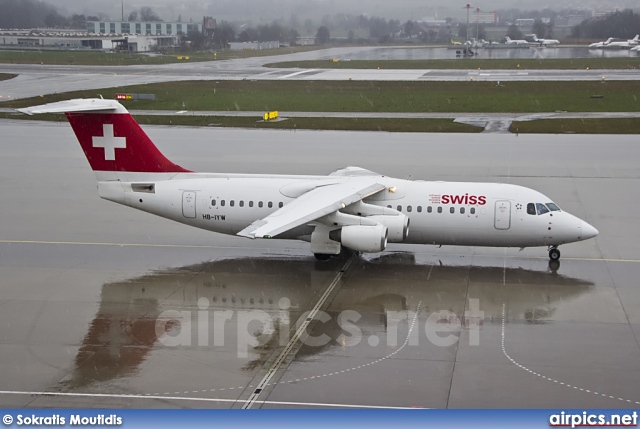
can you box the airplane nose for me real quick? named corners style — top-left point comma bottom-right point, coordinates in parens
top-left (581, 221), bottom-right (599, 240)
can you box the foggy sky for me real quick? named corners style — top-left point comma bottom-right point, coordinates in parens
top-left (48, 0), bottom-right (640, 24)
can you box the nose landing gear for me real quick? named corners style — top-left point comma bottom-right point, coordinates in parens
top-left (548, 246), bottom-right (561, 261)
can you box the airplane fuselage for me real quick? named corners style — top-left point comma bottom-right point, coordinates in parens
top-left (18, 98), bottom-right (598, 261)
top-left (98, 174), bottom-right (593, 249)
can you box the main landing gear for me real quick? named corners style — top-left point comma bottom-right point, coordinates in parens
top-left (548, 246), bottom-right (561, 261)
top-left (314, 253), bottom-right (332, 261)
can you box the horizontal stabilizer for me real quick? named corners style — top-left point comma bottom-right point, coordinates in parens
top-left (16, 98), bottom-right (127, 115)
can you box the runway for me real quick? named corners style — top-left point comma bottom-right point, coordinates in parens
top-left (1, 46), bottom-right (639, 101)
top-left (1, 120), bottom-right (639, 408)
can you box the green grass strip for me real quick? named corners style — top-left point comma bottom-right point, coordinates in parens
top-left (3, 80), bottom-right (640, 113)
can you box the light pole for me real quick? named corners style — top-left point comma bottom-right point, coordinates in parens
top-left (465, 3), bottom-right (471, 45)
top-left (476, 7), bottom-right (480, 43)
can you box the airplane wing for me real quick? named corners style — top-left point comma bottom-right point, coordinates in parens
top-left (237, 178), bottom-right (386, 239)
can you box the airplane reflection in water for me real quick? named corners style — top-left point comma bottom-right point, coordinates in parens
top-left (56, 254), bottom-right (593, 391)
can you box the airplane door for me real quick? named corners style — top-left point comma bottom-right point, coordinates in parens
top-left (182, 191), bottom-right (196, 218)
top-left (494, 200), bottom-right (511, 230)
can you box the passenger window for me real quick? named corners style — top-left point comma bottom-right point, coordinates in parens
top-left (239, 201), bottom-right (244, 207)
top-left (279, 202), bottom-right (283, 208)
top-left (460, 207), bottom-right (465, 214)
top-left (259, 201), bottom-right (263, 208)
top-left (221, 200), bottom-right (226, 207)
top-left (450, 207), bottom-right (455, 214)
top-left (397, 205), bottom-right (402, 212)
top-left (547, 203), bottom-right (560, 211)
top-left (470, 207), bottom-right (476, 214)
top-left (211, 199), bottom-right (216, 206)
top-left (267, 202), bottom-right (272, 208)
top-left (527, 203), bottom-right (536, 215)
top-left (230, 200), bottom-right (235, 207)
top-left (536, 203), bottom-right (549, 215)
top-left (427, 206), bottom-right (432, 213)
top-left (417, 206), bottom-right (422, 213)
top-left (249, 201), bottom-right (254, 208)
top-left (437, 207), bottom-right (442, 213)
top-left (407, 206), bottom-right (412, 212)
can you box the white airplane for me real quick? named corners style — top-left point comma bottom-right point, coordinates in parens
top-left (527, 34), bottom-right (560, 46)
top-left (17, 98), bottom-right (599, 261)
top-left (589, 37), bottom-right (616, 49)
top-left (604, 34), bottom-right (640, 48)
top-left (504, 36), bottom-right (528, 45)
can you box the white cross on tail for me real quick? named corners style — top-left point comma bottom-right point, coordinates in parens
top-left (92, 124), bottom-right (126, 161)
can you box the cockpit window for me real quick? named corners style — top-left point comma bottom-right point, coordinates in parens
top-left (546, 203), bottom-right (561, 212)
top-left (536, 203), bottom-right (549, 215)
top-left (527, 203), bottom-right (536, 215)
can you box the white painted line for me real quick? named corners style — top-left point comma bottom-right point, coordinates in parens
top-left (242, 254), bottom-right (356, 409)
top-left (278, 70), bottom-right (319, 79)
top-left (0, 390), bottom-right (422, 409)
top-left (501, 303), bottom-right (639, 405)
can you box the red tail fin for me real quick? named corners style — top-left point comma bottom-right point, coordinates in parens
top-left (66, 112), bottom-right (190, 173)
top-left (17, 98), bottom-right (190, 174)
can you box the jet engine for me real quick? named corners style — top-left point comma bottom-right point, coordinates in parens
top-left (330, 224), bottom-right (388, 253)
top-left (367, 214), bottom-right (409, 242)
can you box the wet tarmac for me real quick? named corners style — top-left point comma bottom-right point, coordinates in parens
top-left (1, 121), bottom-right (639, 408)
top-left (332, 46), bottom-right (640, 61)
top-left (1, 46), bottom-right (640, 101)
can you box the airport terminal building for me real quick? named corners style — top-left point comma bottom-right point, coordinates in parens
top-left (86, 21), bottom-right (202, 36)
top-left (0, 18), bottom-right (211, 52)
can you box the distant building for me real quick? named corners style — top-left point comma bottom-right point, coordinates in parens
top-left (86, 21), bottom-right (202, 36)
top-left (592, 10), bottom-right (617, 19)
top-left (515, 19), bottom-right (535, 27)
top-left (0, 30), bottom-right (177, 52)
top-left (228, 41), bottom-right (279, 50)
top-left (296, 37), bottom-right (316, 46)
top-left (555, 15), bottom-right (589, 27)
top-left (418, 17), bottom-right (448, 26)
top-left (470, 12), bottom-right (498, 25)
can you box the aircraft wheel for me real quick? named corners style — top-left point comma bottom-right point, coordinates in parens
top-left (314, 253), bottom-right (332, 261)
top-left (549, 248), bottom-right (561, 261)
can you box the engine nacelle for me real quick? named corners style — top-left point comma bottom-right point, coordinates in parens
top-left (367, 214), bottom-right (409, 242)
top-left (331, 224), bottom-right (388, 253)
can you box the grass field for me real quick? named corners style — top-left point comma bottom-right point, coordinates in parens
top-left (3, 79), bottom-right (639, 134)
top-left (0, 73), bottom-right (16, 81)
top-left (0, 46), bottom-right (320, 66)
top-left (511, 118), bottom-right (640, 134)
top-left (267, 57), bottom-right (640, 70)
top-left (4, 80), bottom-right (640, 114)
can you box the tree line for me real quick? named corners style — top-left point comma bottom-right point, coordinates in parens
top-left (572, 10), bottom-right (640, 39)
top-left (3, 0), bottom-right (638, 48)
top-left (0, 0), bottom-right (171, 29)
